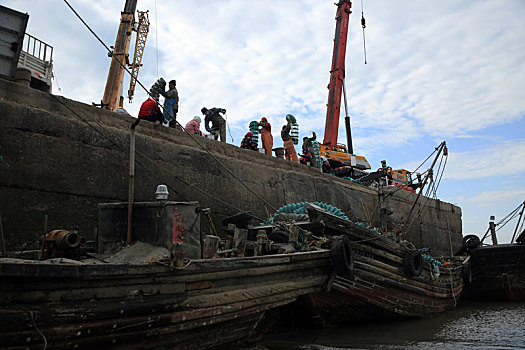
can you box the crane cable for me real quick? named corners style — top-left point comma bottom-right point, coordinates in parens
top-left (360, 0), bottom-right (367, 64)
top-left (154, 0), bottom-right (159, 77)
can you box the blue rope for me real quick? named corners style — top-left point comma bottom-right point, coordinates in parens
top-left (260, 201), bottom-right (349, 225)
top-left (422, 254), bottom-right (442, 268)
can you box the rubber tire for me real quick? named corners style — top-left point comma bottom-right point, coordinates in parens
top-left (462, 261), bottom-right (472, 285)
top-left (462, 234), bottom-right (481, 250)
top-left (268, 229), bottom-right (289, 243)
top-left (331, 235), bottom-right (354, 280)
top-left (404, 250), bottom-right (423, 277)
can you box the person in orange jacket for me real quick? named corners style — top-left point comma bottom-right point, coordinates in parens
top-left (258, 117), bottom-right (273, 156)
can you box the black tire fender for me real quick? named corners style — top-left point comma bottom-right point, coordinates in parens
top-left (404, 250), bottom-right (423, 277)
top-left (462, 234), bottom-right (481, 250)
top-left (331, 235), bottom-right (354, 280)
top-left (462, 261), bottom-right (472, 285)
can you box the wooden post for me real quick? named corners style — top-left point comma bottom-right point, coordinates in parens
top-left (233, 228), bottom-right (248, 257)
top-left (489, 216), bottom-right (498, 245)
top-left (43, 214), bottom-right (48, 235)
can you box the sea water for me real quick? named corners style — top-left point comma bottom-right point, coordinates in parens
top-left (258, 301), bottom-right (525, 349)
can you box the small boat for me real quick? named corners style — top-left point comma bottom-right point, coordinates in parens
top-left (461, 201), bottom-right (525, 301)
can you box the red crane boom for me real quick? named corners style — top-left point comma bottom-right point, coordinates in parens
top-left (323, 0), bottom-right (352, 147)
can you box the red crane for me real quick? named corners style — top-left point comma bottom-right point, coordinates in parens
top-left (323, 0), bottom-right (352, 148)
top-left (319, 0), bottom-right (370, 174)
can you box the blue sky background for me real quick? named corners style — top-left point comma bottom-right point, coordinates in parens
top-left (5, 0), bottom-right (525, 243)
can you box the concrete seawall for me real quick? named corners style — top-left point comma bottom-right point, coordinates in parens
top-left (0, 78), bottom-right (462, 254)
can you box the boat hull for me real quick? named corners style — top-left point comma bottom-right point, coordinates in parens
top-left (0, 251), bottom-right (333, 349)
top-left (462, 244), bottom-right (525, 301)
top-left (304, 204), bottom-right (463, 323)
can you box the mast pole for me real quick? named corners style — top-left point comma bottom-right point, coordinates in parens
top-left (399, 141), bottom-right (447, 238)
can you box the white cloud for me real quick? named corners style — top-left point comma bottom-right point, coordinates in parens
top-left (463, 188), bottom-right (525, 206)
top-left (445, 140), bottom-right (525, 180)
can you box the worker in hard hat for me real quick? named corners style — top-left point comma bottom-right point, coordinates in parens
top-left (160, 79), bottom-right (179, 128)
top-left (281, 120), bottom-right (298, 163)
top-left (138, 97), bottom-right (163, 123)
top-left (185, 116), bottom-right (203, 136)
top-left (202, 107), bottom-right (227, 142)
top-left (258, 117), bottom-right (273, 156)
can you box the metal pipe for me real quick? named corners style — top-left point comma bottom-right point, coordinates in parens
top-left (0, 210), bottom-right (6, 257)
top-left (127, 120), bottom-right (139, 244)
top-left (342, 78), bottom-right (353, 154)
top-left (399, 141), bottom-right (446, 237)
top-left (511, 201), bottom-right (525, 243)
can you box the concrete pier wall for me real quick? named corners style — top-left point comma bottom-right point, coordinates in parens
top-left (0, 79), bottom-right (462, 254)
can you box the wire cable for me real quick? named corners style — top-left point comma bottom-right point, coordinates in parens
top-left (154, 0), bottom-right (159, 77)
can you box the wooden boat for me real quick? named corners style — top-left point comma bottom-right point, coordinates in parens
top-left (0, 202), bottom-right (335, 350)
top-left (461, 243), bottom-right (525, 301)
top-left (294, 204), bottom-right (464, 323)
top-left (461, 201), bottom-right (525, 301)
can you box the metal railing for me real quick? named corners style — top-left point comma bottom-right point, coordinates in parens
top-left (22, 33), bottom-right (53, 63)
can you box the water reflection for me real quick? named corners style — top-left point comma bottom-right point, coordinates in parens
top-left (259, 302), bottom-right (525, 349)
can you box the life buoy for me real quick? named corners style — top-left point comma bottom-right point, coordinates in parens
top-left (331, 235), bottom-right (354, 280)
top-left (462, 261), bottom-right (472, 285)
top-left (462, 234), bottom-right (481, 250)
top-left (404, 250), bottom-right (423, 277)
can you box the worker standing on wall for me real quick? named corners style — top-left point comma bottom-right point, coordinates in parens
top-left (160, 79), bottom-right (179, 128)
top-left (185, 116), bottom-right (203, 136)
top-left (202, 107), bottom-right (227, 142)
top-left (258, 117), bottom-right (273, 156)
top-left (138, 97), bottom-right (163, 123)
top-left (281, 119), bottom-right (298, 163)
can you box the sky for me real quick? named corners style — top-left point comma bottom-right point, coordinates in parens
top-left (4, 0), bottom-right (525, 244)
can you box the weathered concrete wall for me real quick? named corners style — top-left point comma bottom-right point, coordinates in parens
top-left (0, 78), bottom-right (462, 254)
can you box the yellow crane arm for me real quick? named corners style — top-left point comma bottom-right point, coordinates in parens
top-left (128, 10), bottom-right (150, 102)
top-left (102, 11), bottom-right (134, 111)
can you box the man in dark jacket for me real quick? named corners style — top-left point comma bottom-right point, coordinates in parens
top-left (160, 79), bottom-right (179, 128)
top-left (240, 132), bottom-right (258, 151)
top-left (202, 107), bottom-right (227, 142)
top-left (138, 97), bottom-right (163, 123)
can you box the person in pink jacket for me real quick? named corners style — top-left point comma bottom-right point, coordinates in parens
top-left (185, 116), bottom-right (203, 136)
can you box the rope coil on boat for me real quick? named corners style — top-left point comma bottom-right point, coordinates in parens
top-left (260, 202), bottom-right (349, 225)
